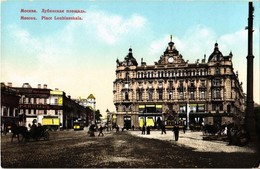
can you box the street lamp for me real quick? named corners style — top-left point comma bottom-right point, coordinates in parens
top-left (106, 109), bottom-right (110, 131)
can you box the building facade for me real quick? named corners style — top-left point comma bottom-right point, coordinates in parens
top-left (1, 82), bottom-right (92, 130)
top-left (74, 96), bottom-right (96, 125)
top-left (1, 83), bottom-right (20, 132)
top-left (113, 39), bottom-right (245, 129)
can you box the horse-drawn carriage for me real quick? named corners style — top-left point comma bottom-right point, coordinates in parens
top-left (11, 124), bottom-right (49, 142)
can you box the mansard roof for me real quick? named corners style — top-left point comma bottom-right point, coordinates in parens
top-left (208, 43), bottom-right (234, 63)
top-left (116, 48), bottom-right (138, 67)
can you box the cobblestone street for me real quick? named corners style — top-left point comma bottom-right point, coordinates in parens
top-left (1, 129), bottom-right (259, 168)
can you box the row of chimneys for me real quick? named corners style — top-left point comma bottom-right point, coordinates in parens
top-left (6, 82), bottom-right (58, 90)
top-left (37, 84), bottom-right (48, 89)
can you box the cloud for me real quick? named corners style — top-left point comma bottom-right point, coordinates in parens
top-left (2, 10), bottom-right (148, 114)
top-left (86, 12), bottom-right (147, 44)
top-left (148, 25), bottom-right (217, 62)
top-left (8, 24), bottom-right (41, 53)
top-left (65, 11), bottom-right (147, 45)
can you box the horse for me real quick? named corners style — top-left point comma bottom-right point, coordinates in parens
top-left (11, 124), bottom-right (28, 143)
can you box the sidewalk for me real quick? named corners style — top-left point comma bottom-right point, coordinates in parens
top-left (128, 130), bottom-right (257, 153)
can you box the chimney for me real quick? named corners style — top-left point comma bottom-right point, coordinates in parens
top-left (7, 82), bottom-right (12, 87)
top-left (55, 88), bottom-right (59, 91)
top-left (38, 84), bottom-right (41, 88)
top-left (43, 84), bottom-right (47, 89)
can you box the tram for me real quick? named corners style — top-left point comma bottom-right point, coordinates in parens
top-left (73, 119), bottom-right (85, 130)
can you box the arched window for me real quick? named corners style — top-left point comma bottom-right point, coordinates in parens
top-left (179, 92), bottom-right (184, 100)
top-left (148, 90), bottom-right (153, 101)
top-left (216, 68), bottom-right (220, 75)
top-left (227, 104), bottom-right (231, 113)
top-left (169, 92), bottom-right (173, 100)
top-left (137, 91), bottom-right (142, 101)
top-left (200, 91), bottom-right (205, 99)
top-left (215, 89), bottom-right (221, 99)
top-left (190, 91), bottom-right (195, 100)
top-left (159, 90), bottom-right (163, 100)
top-left (125, 92), bottom-right (129, 101)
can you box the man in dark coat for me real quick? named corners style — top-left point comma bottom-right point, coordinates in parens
top-left (173, 124), bottom-right (180, 141)
top-left (141, 124), bottom-right (146, 135)
top-left (161, 124), bottom-right (166, 134)
top-left (147, 126), bottom-right (150, 135)
top-left (89, 124), bottom-right (96, 137)
top-left (98, 125), bottom-right (104, 136)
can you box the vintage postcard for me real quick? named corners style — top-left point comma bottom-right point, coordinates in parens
top-left (1, 0), bottom-right (259, 168)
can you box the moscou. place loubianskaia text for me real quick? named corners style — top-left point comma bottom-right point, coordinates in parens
top-left (21, 16), bottom-right (83, 20)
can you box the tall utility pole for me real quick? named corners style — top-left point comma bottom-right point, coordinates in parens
top-left (245, 1), bottom-right (256, 137)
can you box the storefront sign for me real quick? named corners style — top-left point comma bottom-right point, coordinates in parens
top-left (50, 91), bottom-right (63, 95)
top-left (19, 104), bottom-right (50, 109)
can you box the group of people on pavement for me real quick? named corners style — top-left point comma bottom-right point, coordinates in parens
top-left (141, 125), bottom-right (151, 135)
top-left (88, 121), bottom-right (183, 141)
top-left (140, 122), bottom-right (181, 141)
top-left (87, 120), bottom-right (251, 146)
top-left (88, 123), bottom-right (104, 137)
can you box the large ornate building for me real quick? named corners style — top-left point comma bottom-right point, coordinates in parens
top-left (113, 38), bottom-right (245, 129)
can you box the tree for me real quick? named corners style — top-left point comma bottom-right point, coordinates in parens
top-left (95, 109), bottom-right (102, 123)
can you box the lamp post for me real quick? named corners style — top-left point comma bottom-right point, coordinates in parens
top-left (106, 109), bottom-right (110, 131)
top-left (187, 102), bottom-right (190, 130)
top-left (245, 1), bottom-right (256, 138)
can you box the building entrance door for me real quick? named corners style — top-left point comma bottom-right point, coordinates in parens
top-left (124, 116), bottom-right (131, 130)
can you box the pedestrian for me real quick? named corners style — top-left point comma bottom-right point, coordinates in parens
top-left (147, 126), bottom-right (150, 135)
top-left (116, 125), bottom-right (119, 133)
top-left (89, 123), bottom-right (95, 137)
top-left (227, 121), bottom-right (234, 145)
top-left (141, 124), bottom-right (146, 135)
top-left (132, 125), bottom-right (135, 131)
top-left (98, 125), bottom-right (104, 136)
top-left (183, 125), bottom-right (186, 134)
top-left (3, 122), bottom-right (8, 135)
top-left (161, 124), bottom-right (166, 134)
top-left (173, 124), bottom-right (179, 141)
top-left (30, 119), bottom-right (37, 137)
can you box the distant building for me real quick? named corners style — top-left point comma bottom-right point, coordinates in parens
top-left (74, 95), bottom-right (96, 125)
top-left (113, 38), bottom-right (245, 129)
top-left (87, 94), bottom-right (96, 123)
top-left (87, 94), bottom-right (96, 110)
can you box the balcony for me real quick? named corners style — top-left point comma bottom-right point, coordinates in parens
top-left (212, 97), bottom-right (223, 101)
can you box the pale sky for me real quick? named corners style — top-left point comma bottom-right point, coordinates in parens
top-left (1, 0), bottom-right (259, 116)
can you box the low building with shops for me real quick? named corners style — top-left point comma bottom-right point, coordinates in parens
top-left (1, 82), bottom-right (92, 130)
top-left (1, 83), bottom-right (20, 133)
top-left (113, 38), bottom-right (245, 129)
